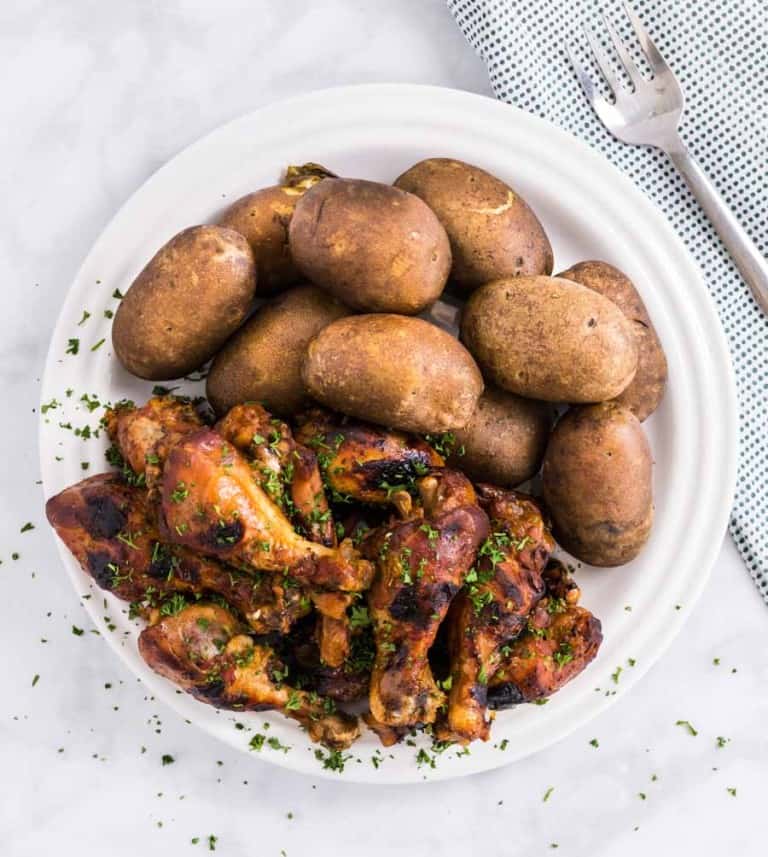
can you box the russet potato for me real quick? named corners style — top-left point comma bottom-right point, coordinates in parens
top-left (113, 225), bottom-right (255, 381)
top-left (394, 158), bottom-right (553, 291)
top-left (557, 261), bottom-right (667, 421)
top-left (289, 178), bottom-right (451, 314)
top-left (460, 275), bottom-right (638, 403)
top-left (542, 402), bottom-right (653, 566)
top-left (302, 314), bottom-right (483, 433)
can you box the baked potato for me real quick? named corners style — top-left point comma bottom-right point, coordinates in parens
top-left (302, 314), bottom-right (483, 433)
top-left (558, 261), bottom-right (668, 421)
top-left (112, 225), bottom-right (255, 380)
top-left (460, 275), bottom-right (638, 403)
top-left (542, 402), bottom-right (653, 566)
top-left (206, 284), bottom-right (350, 416)
top-left (288, 178), bottom-right (451, 314)
top-left (394, 158), bottom-right (553, 291)
top-left (448, 386), bottom-right (552, 486)
top-left (216, 163), bottom-right (334, 295)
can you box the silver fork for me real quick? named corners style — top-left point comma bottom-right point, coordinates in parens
top-left (567, 2), bottom-right (768, 315)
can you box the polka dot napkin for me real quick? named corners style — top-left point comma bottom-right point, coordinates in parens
top-left (448, 0), bottom-right (768, 601)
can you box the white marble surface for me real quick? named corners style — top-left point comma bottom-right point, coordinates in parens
top-left (2, 1), bottom-right (766, 854)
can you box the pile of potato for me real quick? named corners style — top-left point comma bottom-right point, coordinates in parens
top-left (112, 158), bottom-right (667, 568)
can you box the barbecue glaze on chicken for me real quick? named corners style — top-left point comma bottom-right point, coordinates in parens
top-left (439, 485), bottom-right (554, 742)
top-left (363, 470), bottom-right (489, 728)
top-left (139, 603), bottom-right (360, 749)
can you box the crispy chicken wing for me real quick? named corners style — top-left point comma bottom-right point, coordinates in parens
top-left (363, 471), bottom-right (489, 729)
top-left (160, 429), bottom-right (373, 592)
top-left (45, 473), bottom-right (309, 634)
top-left (487, 600), bottom-right (603, 708)
top-left (295, 408), bottom-right (444, 515)
top-left (439, 485), bottom-right (554, 742)
top-left (138, 603), bottom-right (359, 749)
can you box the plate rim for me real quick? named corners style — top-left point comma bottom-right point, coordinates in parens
top-left (39, 82), bottom-right (738, 784)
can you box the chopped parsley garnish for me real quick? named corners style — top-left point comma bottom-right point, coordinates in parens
top-left (20, 522), bottom-right (34, 533)
top-left (314, 748), bottom-right (350, 772)
top-left (285, 691), bottom-right (301, 711)
top-left (267, 737), bottom-right (290, 753)
top-left (249, 734), bottom-right (266, 751)
top-left (66, 338), bottom-right (80, 355)
top-left (542, 786), bottom-right (554, 802)
top-left (77, 310), bottom-right (91, 325)
top-left (170, 482), bottom-right (189, 503)
top-left (553, 642), bottom-right (574, 668)
top-left (675, 719), bottom-right (698, 736)
top-left (90, 338), bottom-right (106, 352)
top-left (161, 754), bottom-right (175, 765)
top-left (160, 594), bottom-right (188, 616)
top-left (349, 605), bottom-right (371, 629)
top-left (71, 625), bottom-right (84, 636)
top-left (424, 432), bottom-right (458, 457)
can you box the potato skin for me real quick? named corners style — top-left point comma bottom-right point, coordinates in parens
top-left (206, 285), bottom-right (349, 416)
top-left (216, 186), bottom-right (302, 295)
top-left (557, 261), bottom-right (668, 421)
top-left (394, 158), bottom-right (553, 291)
top-left (112, 225), bottom-right (255, 381)
top-left (302, 314), bottom-right (483, 433)
top-left (542, 403), bottom-right (653, 567)
top-left (216, 165), bottom-right (334, 295)
top-left (448, 387), bottom-right (552, 486)
top-left (288, 178), bottom-right (451, 314)
top-left (460, 275), bottom-right (638, 403)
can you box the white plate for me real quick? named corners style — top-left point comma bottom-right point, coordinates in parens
top-left (39, 84), bottom-right (737, 784)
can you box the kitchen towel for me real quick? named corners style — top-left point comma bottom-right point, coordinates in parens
top-left (448, 0), bottom-right (768, 601)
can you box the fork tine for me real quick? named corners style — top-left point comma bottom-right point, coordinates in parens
top-left (622, 1), bottom-right (667, 73)
top-left (600, 12), bottom-right (643, 87)
top-left (582, 24), bottom-right (623, 98)
top-left (565, 44), bottom-right (619, 127)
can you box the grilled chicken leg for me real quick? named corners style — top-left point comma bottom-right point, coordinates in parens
top-left (139, 603), bottom-right (360, 749)
top-left (439, 485), bottom-right (554, 743)
top-left (363, 471), bottom-right (488, 729)
top-left (215, 403), bottom-right (351, 665)
top-left (104, 396), bottom-right (207, 494)
top-left (45, 473), bottom-right (309, 634)
top-left (161, 429), bottom-right (372, 592)
top-left (295, 408), bottom-right (444, 515)
top-left (215, 403), bottom-right (334, 547)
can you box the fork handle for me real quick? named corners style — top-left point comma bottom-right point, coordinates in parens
top-left (664, 139), bottom-right (768, 315)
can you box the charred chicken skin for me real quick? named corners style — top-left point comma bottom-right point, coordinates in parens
top-left (138, 603), bottom-right (360, 749)
top-left (439, 485), bottom-right (554, 743)
top-left (48, 393), bottom-right (606, 754)
top-left (295, 408), bottom-right (444, 515)
top-left (488, 579), bottom-right (603, 709)
top-left (215, 403), bottom-right (351, 667)
top-left (363, 470), bottom-right (489, 728)
top-left (160, 429), bottom-right (373, 593)
top-left (45, 473), bottom-right (309, 634)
